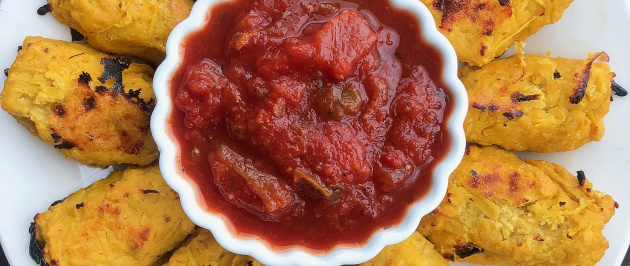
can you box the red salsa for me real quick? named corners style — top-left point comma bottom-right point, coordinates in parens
top-left (171, 0), bottom-right (452, 250)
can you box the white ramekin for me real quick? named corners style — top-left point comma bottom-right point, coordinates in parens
top-left (151, 0), bottom-right (468, 265)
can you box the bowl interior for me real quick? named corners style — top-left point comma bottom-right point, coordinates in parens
top-left (151, 0), bottom-right (468, 264)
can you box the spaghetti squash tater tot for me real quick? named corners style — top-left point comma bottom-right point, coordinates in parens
top-left (30, 166), bottom-right (196, 266)
top-left (418, 146), bottom-right (617, 266)
top-left (359, 231), bottom-right (450, 266)
top-left (48, 0), bottom-right (194, 63)
top-left (419, 0), bottom-right (574, 66)
top-left (1, 37), bottom-right (158, 166)
top-left (165, 228), bottom-right (449, 266)
top-left (165, 227), bottom-right (262, 266)
top-left (461, 49), bottom-right (614, 152)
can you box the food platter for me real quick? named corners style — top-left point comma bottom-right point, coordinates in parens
top-left (0, 0), bottom-right (628, 265)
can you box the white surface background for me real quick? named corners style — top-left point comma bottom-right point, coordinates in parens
top-left (0, 0), bottom-right (628, 265)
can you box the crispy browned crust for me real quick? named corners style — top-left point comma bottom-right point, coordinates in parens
top-left (48, 0), bottom-right (194, 63)
top-left (433, 0), bottom-right (513, 36)
top-left (569, 52), bottom-right (607, 104)
top-left (29, 222), bottom-right (49, 266)
top-left (31, 166), bottom-right (196, 265)
top-left (29, 199), bottom-right (67, 266)
top-left (359, 231), bottom-right (451, 266)
top-left (48, 69), bottom-right (155, 153)
top-left (420, 0), bottom-right (575, 66)
top-left (164, 227), bottom-right (262, 266)
top-left (418, 146), bottom-right (617, 266)
top-left (1, 36), bottom-right (158, 166)
top-left (461, 51), bottom-right (614, 152)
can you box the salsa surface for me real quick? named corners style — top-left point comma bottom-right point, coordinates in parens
top-left (171, 0), bottom-right (452, 250)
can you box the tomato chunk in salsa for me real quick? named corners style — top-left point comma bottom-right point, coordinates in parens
top-left (171, 0), bottom-right (452, 249)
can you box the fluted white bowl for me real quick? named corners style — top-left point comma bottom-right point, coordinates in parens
top-left (151, 0), bottom-right (468, 265)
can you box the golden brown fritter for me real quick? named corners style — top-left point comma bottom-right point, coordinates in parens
top-left (1, 36), bottom-right (158, 166)
top-left (164, 227), bottom-right (262, 266)
top-left (419, 0), bottom-right (574, 66)
top-left (418, 145), bottom-right (617, 266)
top-left (48, 0), bottom-right (194, 63)
top-left (359, 231), bottom-right (449, 266)
top-left (461, 47), bottom-right (614, 152)
top-left (164, 228), bottom-right (448, 266)
top-left (30, 165), bottom-right (197, 266)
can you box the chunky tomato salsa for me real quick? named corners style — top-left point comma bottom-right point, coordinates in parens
top-left (171, 0), bottom-right (452, 249)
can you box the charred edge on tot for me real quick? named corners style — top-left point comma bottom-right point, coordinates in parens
top-left (454, 242), bottom-right (484, 258)
top-left (576, 170), bottom-right (586, 186)
top-left (125, 89), bottom-right (156, 112)
top-left (54, 141), bottom-right (76, 150)
top-left (70, 28), bottom-right (85, 42)
top-left (98, 56), bottom-right (131, 92)
top-left (96, 57), bottom-right (156, 111)
top-left (611, 80), bottom-right (628, 96)
top-left (37, 3), bottom-right (52, 16)
top-left (29, 222), bottom-right (49, 266)
top-left (569, 52), bottom-right (606, 104)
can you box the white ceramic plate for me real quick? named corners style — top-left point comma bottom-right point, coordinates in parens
top-left (0, 0), bottom-right (628, 265)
